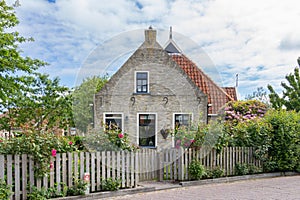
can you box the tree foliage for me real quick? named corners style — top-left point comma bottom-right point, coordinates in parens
top-left (0, 74), bottom-right (74, 133)
top-left (0, 0), bottom-right (46, 105)
top-left (72, 76), bottom-right (108, 133)
top-left (245, 87), bottom-right (269, 105)
top-left (268, 67), bottom-right (300, 111)
top-left (0, 1), bottom-right (74, 134)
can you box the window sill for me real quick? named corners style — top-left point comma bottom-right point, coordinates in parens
top-left (139, 146), bottom-right (156, 149)
top-left (132, 92), bottom-right (151, 95)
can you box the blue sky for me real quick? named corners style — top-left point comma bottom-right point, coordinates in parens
top-left (8, 0), bottom-right (300, 99)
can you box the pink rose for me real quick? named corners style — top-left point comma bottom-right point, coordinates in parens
top-left (118, 133), bottom-right (124, 139)
top-left (69, 141), bottom-right (73, 145)
top-left (50, 162), bottom-right (54, 169)
top-left (51, 149), bottom-right (57, 157)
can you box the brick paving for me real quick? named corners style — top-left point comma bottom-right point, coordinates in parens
top-left (108, 175), bottom-right (300, 200)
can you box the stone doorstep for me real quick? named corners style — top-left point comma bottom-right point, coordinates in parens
top-left (52, 172), bottom-right (299, 200)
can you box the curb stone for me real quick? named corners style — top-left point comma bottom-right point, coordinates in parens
top-left (179, 172), bottom-right (300, 187)
top-left (52, 172), bottom-right (299, 199)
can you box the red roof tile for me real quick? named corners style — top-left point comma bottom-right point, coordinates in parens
top-left (171, 54), bottom-right (236, 114)
top-left (223, 87), bottom-right (238, 101)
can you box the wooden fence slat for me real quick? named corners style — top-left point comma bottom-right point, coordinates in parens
top-left (135, 151), bottom-right (139, 187)
top-left (14, 155), bottom-right (20, 200)
top-left (50, 157), bottom-right (54, 188)
top-left (126, 152), bottom-right (130, 187)
top-left (121, 151), bottom-right (125, 188)
top-left (74, 153), bottom-right (79, 181)
top-left (91, 152), bottom-right (95, 192)
top-left (62, 153), bottom-right (67, 184)
top-left (80, 152), bottom-right (84, 179)
top-left (102, 151), bottom-right (106, 181)
top-left (56, 153), bottom-right (61, 193)
top-left (131, 152), bottom-right (134, 187)
top-left (29, 157), bottom-right (34, 189)
top-left (96, 152), bottom-right (101, 191)
top-left (68, 152), bottom-right (73, 187)
top-left (117, 151), bottom-right (121, 181)
top-left (43, 176), bottom-right (48, 190)
top-left (107, 151), bottom-right (111, 179)
top-left (0, 155), bottom-right (4, 179)
top-left (21, 154), bottom-right (27, 200)
top-left (112, 151), bottom-right (116, 180)
top-left (7, 155), bottom-right (13, 188)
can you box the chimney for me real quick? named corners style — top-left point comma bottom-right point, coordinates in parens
top-left (144, 26), bottom-right (157, 46)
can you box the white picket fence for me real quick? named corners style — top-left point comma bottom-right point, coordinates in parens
top-left (0, 147), bottom-right (261, 199)
top-left (0, 151), bottom-right (138, 200)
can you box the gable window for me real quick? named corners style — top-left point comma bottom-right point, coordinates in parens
top-left (138, 113), bottom-right (156, 147)
top-left (104, 113), bottom-right (123, 130)
top-left (136, 72), bottom-right (149, 93)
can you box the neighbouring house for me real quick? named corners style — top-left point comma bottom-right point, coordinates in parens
top-left (94, 27), bottom-right (237, 150)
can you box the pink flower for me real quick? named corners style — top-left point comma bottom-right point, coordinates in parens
top-left (190, 139), bottom-right (195, 143)
top-left (0, 140), bottom-right (2, 143)
top-left (69, 141), bottom-right (73, 145)
top-left (51, 149), bottom-right (57, 157)
top-left (50, 162), bottom-right (54, 169)
top-left (118, 133), bottom-right (124, 139)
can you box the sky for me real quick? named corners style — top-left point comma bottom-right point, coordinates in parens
top-left (7, 0), bottom-right (300, 99)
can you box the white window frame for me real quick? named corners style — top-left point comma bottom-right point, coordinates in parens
top-left (172, 113), bottom-right (193, 147)
top-left (103, 112), bottom-right (123, 131)
top-left (137, 113), bottom-right (157, 148)
top-left (134, 71), bottom-right (150, 93)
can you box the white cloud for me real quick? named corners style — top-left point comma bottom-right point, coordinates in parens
top-left (8, 0), bottom-right (300, 98)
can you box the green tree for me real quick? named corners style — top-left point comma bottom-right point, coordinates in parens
top-left (268, 66), bottom-right (300, 111)
top-left (73, 76), bottom-right (108, 133)
top-left (0, 1), bottom-right (74, 134)
top-left (0, 0), bottom-right (45, 107)
top-left (245, 87), bottom-right (269, 105)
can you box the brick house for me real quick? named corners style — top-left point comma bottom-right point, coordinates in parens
top-left (94, 27), bottom-right (236, 150)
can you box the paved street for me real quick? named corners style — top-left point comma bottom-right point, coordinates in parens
top-left (108, 175), bottom-right (300, 200)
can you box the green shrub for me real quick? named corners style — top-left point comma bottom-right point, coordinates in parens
top-left (188, 160), bottom-right (206, 180)
top-left (27, 183), bottom-right (67, 199)
top-left (83, 129), bottom-right (137, 152)
top-left (235, 163), bottom-right (249, 175)
top-left (67, 179), bottom-right (88, 196)
top-left (0, 179), bottom-right (12, 200)
top-left (100, 178), bottom-right (121, 191)
top-left (207, 167), bottom-right (224, 178)
top-left (248, 164), bottom-right (262, 174)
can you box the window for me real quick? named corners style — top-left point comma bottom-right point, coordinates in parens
top-left (174, 114), bottom-right (192, 130)
top-left (104, 113), bottom-right (123, 130)
top-left (173, 113), bottom-right (192, 148)
top-left (136, 72), bottom-right (148, 93)
top-left (138, 114), bottom-right (156, 147)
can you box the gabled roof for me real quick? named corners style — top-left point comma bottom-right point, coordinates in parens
top-left (223, 87), bottom-right (238, 101)
top-left (170, 54), bottom-right (235, 114)
top-left (163, 27), bottom-right (237, 114)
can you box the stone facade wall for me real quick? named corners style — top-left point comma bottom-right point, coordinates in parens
top-left (94, 29), bottom-right (207, 150)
